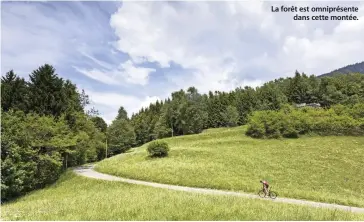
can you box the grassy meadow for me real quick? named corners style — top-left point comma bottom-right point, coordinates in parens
top-left (2, 171), bottom-right (364, 221)
top-left (96, 126), bottom-right (364, 208)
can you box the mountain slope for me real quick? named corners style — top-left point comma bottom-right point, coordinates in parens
top-left (319, 61), bottom-right (364, 77)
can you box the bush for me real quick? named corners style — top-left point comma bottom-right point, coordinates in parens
top-left (147, 140), bottom-right (170, 157)
top-left (1, 110), bottom-right (107, 202)
top-left (282, 126), bottom-right (299, 138)
top-left (245, 113), bottom-right (265, 138)
top-left (245, 104), bottom-right (364, 139)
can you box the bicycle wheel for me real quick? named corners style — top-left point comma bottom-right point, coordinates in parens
top-left (269, 191), bottom-right (277, 199)
top-left (258, 190), bottom-right (266, 198)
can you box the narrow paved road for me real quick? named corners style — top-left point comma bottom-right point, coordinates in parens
top-left (74, 165), bottom-right (364, 214)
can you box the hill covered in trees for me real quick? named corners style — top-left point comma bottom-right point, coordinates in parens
top-left (319, 61), bottom-right (364, 77)
top-left (127, 72), bottom-right (364, 148)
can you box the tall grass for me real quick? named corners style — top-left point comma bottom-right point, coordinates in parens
top-left (2, 172), bottom-right (364, 221)
top-left (96, 126), bottom-right (364, 207)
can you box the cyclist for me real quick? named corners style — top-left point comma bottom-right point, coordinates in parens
top-left (260, 180), bottom-right (269, 196)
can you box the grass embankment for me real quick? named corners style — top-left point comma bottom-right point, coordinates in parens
top-left (2, 171), bottom-right (364, 221)
top-left (96, 126), bottom-right (364, 207)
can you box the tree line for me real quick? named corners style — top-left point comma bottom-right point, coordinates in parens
top-left (116, 72), bottom-right (364, 149)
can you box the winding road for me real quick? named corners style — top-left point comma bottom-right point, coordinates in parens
top-left (74, 165), bottom-right (364, 214)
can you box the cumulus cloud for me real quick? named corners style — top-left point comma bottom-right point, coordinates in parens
top-left (86, 90), bottom-right (160, 124)
top-left (110, 1), bottom-right (364, 91)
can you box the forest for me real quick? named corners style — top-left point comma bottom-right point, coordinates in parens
top-left (1, 64), bottom-right (364, 201)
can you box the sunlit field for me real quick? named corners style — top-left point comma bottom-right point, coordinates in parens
top-left (96, 126), bottom-right (364, 207)
top-left (2, 172), bottom-right (364, 221)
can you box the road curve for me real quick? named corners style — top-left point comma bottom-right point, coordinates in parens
top-left (73, 165), bottom-right (364, 214)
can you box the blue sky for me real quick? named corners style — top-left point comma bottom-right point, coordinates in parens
top-left (2, 1), bottom-right (364, 124)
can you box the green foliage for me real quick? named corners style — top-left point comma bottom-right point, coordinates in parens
top-left (288, 72), bottom-right (315, 104)
top-left (350, 103), bottom-right (364, 119)
top-left (130, 73), bottom-right (364, 146)
top-left (91, 116), bottom-right (108, 133)
top-left (246, 104), bottom-right (364, 138)
top-left (34, 153), bottom-right (63, 188)
top-left (2, 62), bottom-right (364, 203)
top-left (1, 110), bottom-right (106, 201)
top-left (107, 118), bottom-right (136, 155)
top-left (1, 70), bottom-right (28, 112)
top-left (150, 88), bottom-right (208, 139)
top-left (181, 88), bottom-right (208, 134)
top-left (182, 105), bottom-right (208, 134)
top-left (1, 111), bottom-right (65, 200)
top-left (235, 86), bottom-right (259, 124)
top-left (65, 112), bottom-right (107, 164)
top-left (1, 64), bottom-right (107, 202)
top-left (116, 106), bottom-right (128, 120)
top-left (245, 112), bottom-right (268, 138)
top-left (147, 140), bottom-right (170, 157)
top-left (207, 91), bottom-right (228, 128)
top-left (153, 111), bottom-right (173, 139)
top-left (222, 105), bottom-right (239, 127)
top-left (27, 64), bottom-right (67, 116)
top-left (257, 82), bottom-right (288, 110)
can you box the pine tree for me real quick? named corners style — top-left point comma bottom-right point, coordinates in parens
top-left (28, 64), bottom-right (66, 116)
top-left (91, 116), bottom-right (107, 133)
top-left (107, 118), bottom-right (136, 155)
top-left (116, 106), bottom-right (128, 120)
top-left (1, 70), bottom-right (28, 112)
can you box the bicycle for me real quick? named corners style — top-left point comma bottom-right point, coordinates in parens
top-left (258, 188), bottom-right (278, 199)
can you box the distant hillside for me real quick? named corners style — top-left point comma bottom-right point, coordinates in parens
top-left (319, 61), bottom-right (364, 77)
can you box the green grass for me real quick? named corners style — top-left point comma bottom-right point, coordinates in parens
top-left (96, 126), bottom-right (364, 208)
top-left (2, 171), bottom-right (364, 221)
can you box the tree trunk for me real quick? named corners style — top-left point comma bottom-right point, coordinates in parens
top-left (65, 153), bottom-right (68, 169)
top-left (105, 139), bottom-right (108, 158)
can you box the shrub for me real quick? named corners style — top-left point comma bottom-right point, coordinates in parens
top-left (147, 140), bottom-right (170, 157)
top-left (245, 103), bottom-right (364, 139)
top-left (282, 126), bottom-right (299, 138)
top-left (245, 113), bottom-right (265, 138)
top-left (1, 110), bottom-right (107, 202)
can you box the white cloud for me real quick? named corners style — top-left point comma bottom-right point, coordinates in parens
top-left (120, 60), bottom-right (154, 85)
top-left (3, 1), bottom-right (364, 123)
top-left (74, 59), bottom-right (155, 86)
top-left (86, 90), bottom-right (161, 124)
top-left (273, 6), bottom-right (364, 75)
top-left (73, 67), bottom-right (117, 85)
top-left (139, 96), bottom-right (161, 110)
top-left (110, 2), bottom-right (250, 92)
top-left (78, 47), bottom-right (114, 70)
top-left (110, 1), bottom-right (364, 92)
